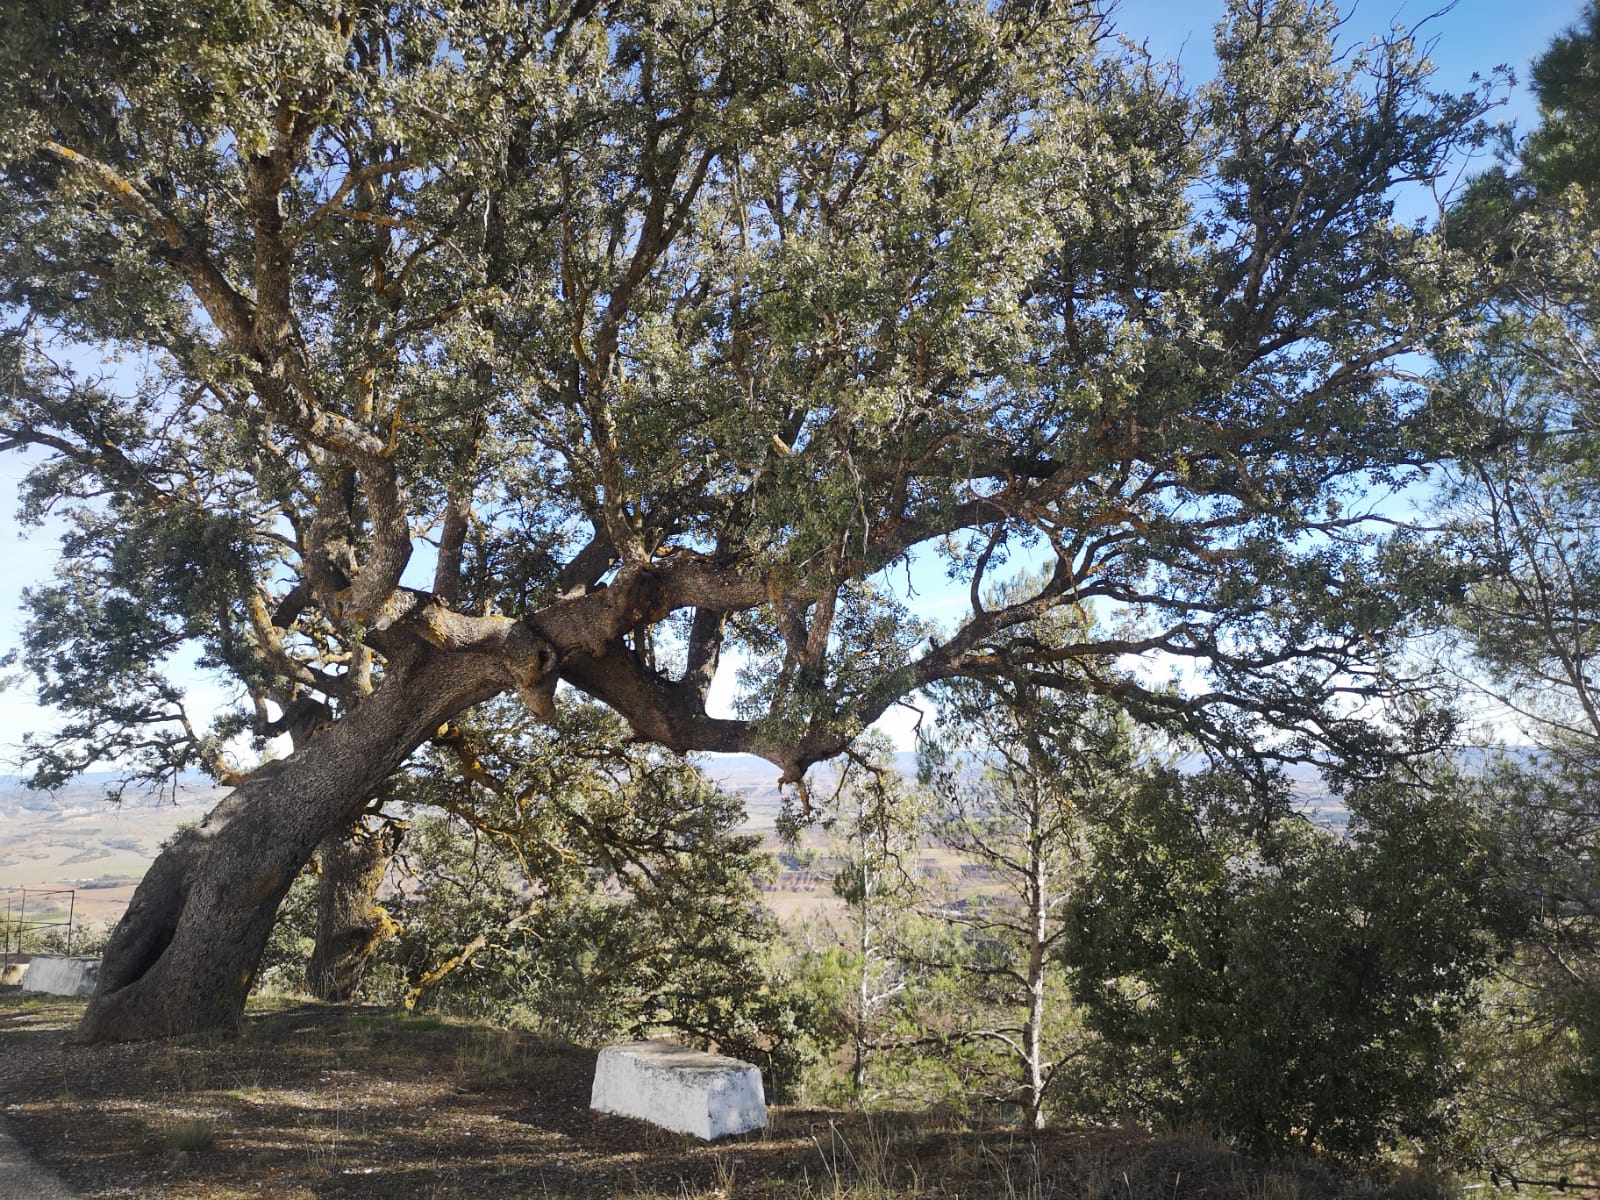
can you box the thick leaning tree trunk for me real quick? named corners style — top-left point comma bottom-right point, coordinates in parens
top-left (306, 817), bottom-right (401, 1003)
top-left (78, 567), bottom-right (785, 1043)
top-left (79, 650), bottom-right (506, 1041)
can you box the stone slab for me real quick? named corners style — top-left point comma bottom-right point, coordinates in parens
top-left (590, 1039), bottom-right (767, 1140)
top-left (20, 956), bottom-right (99, 998)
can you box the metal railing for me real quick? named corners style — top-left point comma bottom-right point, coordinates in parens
top-left (1, 887), bottom-right (77, 978)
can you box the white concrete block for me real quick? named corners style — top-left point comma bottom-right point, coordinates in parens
top-left (20, 955), bottom-right (100, 998)
top-left (590, 1039), bottom-right (767, 1140)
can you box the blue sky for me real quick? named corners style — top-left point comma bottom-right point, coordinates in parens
top-left (1117, 0), bottom-right (1575, 127)
top-left (0, 0), bottom-right (1586, 772)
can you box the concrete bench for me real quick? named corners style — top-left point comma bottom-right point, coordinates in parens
top-left (590, 1039), bottom-right (767, 1140)
top-left (20, 955), bottom-right (100, 998)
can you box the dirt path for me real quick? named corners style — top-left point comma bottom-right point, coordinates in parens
top-left (0, 1115), bottom-right (76, 1200)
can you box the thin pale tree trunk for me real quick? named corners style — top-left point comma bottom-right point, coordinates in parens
top-left (1022, 809), bottom-right (1048, 1131)
top-left (852, 852), bottom-right (874, 1100)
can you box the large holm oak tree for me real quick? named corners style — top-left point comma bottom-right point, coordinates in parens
top-left (0, 0), bottom-right (1489, 1041)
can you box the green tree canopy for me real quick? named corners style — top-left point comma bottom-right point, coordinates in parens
top-left (1432, 2), bottom-right (1600, 1174)
top-left (1064, 766), bottom-right (1509, 1158)
top-left (1525, 2), bottom-right (1600, 196)
top-left (0, 0), bottom-right (1495, 1040)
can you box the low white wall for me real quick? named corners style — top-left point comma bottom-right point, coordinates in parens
top-left (20, 955), bottom-right (100, 998)
top-left (591, 1039), bottom-right (767, 1140)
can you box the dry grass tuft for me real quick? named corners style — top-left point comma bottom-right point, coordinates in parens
top-left (162, 1117), bottom-right (218, 1155)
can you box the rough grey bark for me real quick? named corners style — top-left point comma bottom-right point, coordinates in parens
top-left (79, 649), bottom-right (507, 1041)
top-left (307, 817), bottom-right (401, 1004)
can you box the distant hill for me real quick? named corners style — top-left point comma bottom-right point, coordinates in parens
top-left (695, 751), bottom-right (921, 828)
top-left (0, 746), bottom-right (1369, 928)
top-left (0, 772), bottom-right (221, 817)
top-left (0, 774), bottom-right (225, 924)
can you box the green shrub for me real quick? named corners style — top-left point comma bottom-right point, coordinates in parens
top-left (1064, 766), bottom-right (1512, 1159)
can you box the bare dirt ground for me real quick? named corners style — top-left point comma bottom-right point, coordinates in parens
top-left (0, 992), bottom-right (1444, 1200)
